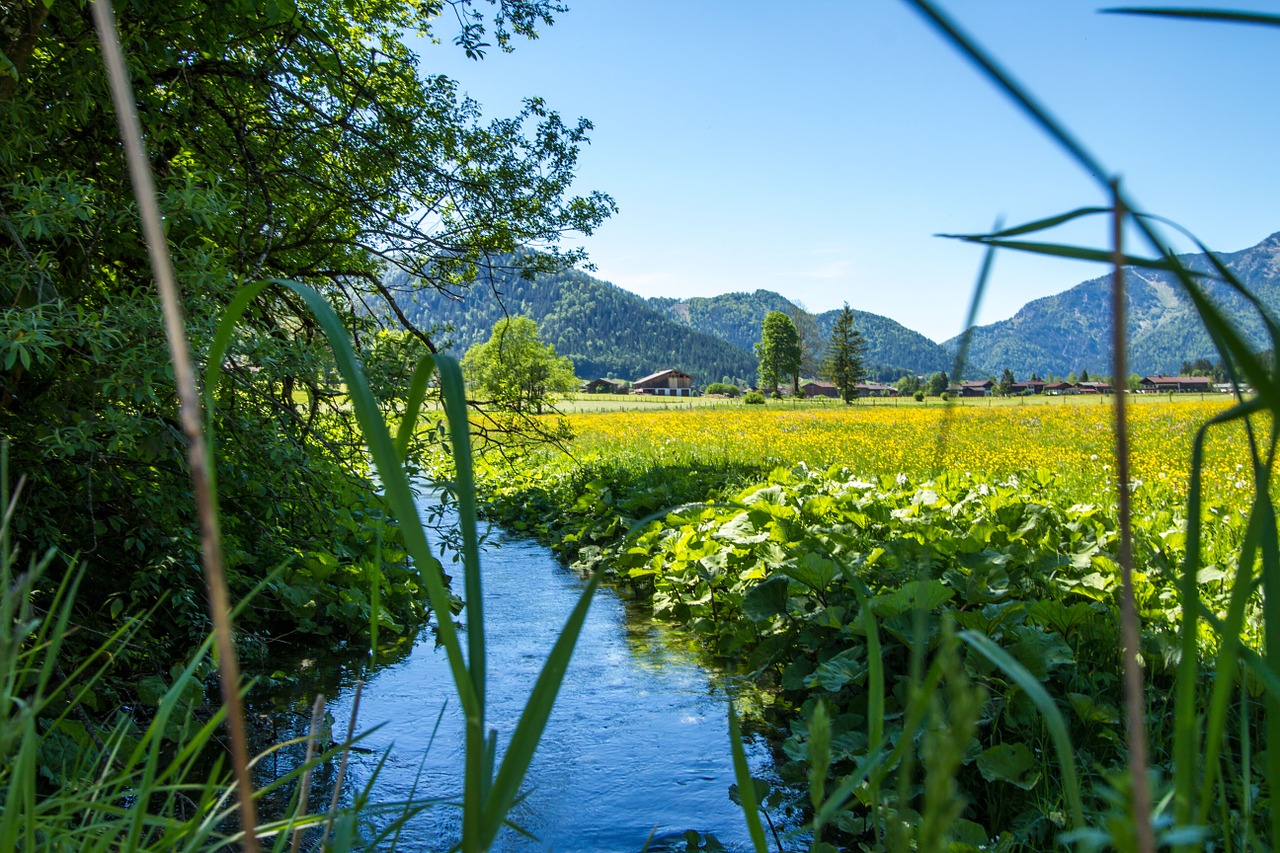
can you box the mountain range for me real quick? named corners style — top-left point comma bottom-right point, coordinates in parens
top-left (945, 231), bottom-right (1280, 378)
top-left (382, 231), bottom-right (1280, 384)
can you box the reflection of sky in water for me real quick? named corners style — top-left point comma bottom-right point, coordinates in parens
top-left (255, 496), bottom-right (772, 853)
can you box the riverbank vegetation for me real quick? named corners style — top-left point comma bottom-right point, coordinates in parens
top-left (1, 0), bottom-right (612, 848)
top-left (471, 399), bottom-right (1261, 849)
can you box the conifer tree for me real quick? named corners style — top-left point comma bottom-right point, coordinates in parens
top-left (822, 304), bottom-right (867, 404)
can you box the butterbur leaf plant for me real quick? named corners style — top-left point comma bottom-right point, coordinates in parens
top-left (674, 3), bottom-right (1280, 851)
top-left (722, 2), bottom-right (1280, 850)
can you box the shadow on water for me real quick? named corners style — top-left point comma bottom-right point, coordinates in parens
top-left (251, 488), bottom-right (776, 852)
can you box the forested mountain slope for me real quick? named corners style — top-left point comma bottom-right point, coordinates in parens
top-left (384, 265), bottom-right (759, 384)
top-left (649, 290), bottom-right (951, 378)
top-left (949, 232), bottom-right (1280, 377)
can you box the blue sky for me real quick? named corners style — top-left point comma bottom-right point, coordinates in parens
top-left (410, 2), bottom-right (1279, 343)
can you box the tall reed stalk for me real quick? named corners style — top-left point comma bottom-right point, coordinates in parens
top-left (903, 1), bottom-right (1280, 848)
top-left (89, 0), bottom-right (605, 848)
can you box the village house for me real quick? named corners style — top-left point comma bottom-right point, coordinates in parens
top-left (1043, 381), bottom-right (1076, 395)
top-left (1139, 375), bottom-right (1213, 393)
top-left (581, 377), bottom-right (626, 394)
top-left (1009, 379), bottom-right (1046, 395)
top-left (802, 380), bottom-right (839, 398)
top-left (856, 382), bottom-right (900, 397)
top-left (632, 368), bottom-right (695, 397)
top-left (953, 379), bottom-right (993, 397)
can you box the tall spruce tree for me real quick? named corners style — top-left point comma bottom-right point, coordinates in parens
top-left (822, 304), bottom-right (867, 404)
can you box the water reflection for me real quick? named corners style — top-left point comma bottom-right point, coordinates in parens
top-left (254, 500), bottom-right (771, 852)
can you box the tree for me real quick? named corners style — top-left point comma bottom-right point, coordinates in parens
top-left (1079, 368), bottom-right (1090, 382)
top-left (756, 311), bottom-right (802, 394)
top-left (897, 373), bottom-right (921, 396)
top-left (463, 317), bottom-right (576, 414)
top-left (822, 304), bottom-right (867, 404)
top-left (787, 301), bottom-right (824, 377)
top-left (0, 0), bottom-right (612, 661)
top-left (997, 367), bottom-right (1016, 395)
top-left (928, 370), bottom-right (949, 397)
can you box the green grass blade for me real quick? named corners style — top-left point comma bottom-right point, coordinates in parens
top-left (850, 581), bottom-right (884, 845)
top-left (434, 354), bottom-right (489, 849)
top-left (959, 630), bottom-right (1085, 833)
top-left (727, 701), bottom-right (770, 853)
top-left (482, 567), bottom-right (603, 851)
top-left (253, 280), bottom-right (478, 717)
top-left (942, 206), bottom-right (1111, 240)
top-left (1254, 484), bottom-right (1280, 847)
top-left (1175, 398), bottom-right (1264, 829)
top-left (395, 354), bottom-right (437, 461)
top-left (1197, 495), bottom-right (1265, 824)
top-left (1102, 8), bottom-right (1280, 27)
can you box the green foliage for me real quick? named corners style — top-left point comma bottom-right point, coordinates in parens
top-left (756, 311), bottom-right (802, 394)
top-left (744, 391), bottom-right (766, 405)
top-left (705, 382), bottom-right (741, 397)
top-left (476, 459), bottom-right (1254, 849)
top-left (462, 316), bottom-right (576, 414)
top-left (997, 367), bottom-right (1016, 395)
top-left (0, 0), bottom-right (610, 667)
top-left (914, 390), bottom-right (926, 402)
top-left (821, 303), bottom-right (868, 404)
top-left (928, 370), bottom-right (950, 396)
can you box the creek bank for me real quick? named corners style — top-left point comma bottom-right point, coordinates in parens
top-left (475, 460), bottom-right (1233, 849)
top-left (253, 490), bottom-right (775, 852)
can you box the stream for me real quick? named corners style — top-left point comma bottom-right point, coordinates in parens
top-left (265, 491), bottom-right (774, 852)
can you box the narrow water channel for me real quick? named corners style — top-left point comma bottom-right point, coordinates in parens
top-left (281, 492), bottom-right (772, 852)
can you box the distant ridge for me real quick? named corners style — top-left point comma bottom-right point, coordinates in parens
top-left (379, 232), bottom-right (1280, 386)
top-left (383, 265), bottom-right (950, 384)
top-left (946, 231), bottom-right (1280, 377)
top-left (382, 264), bottom-right (759, 384)
top-left (649, 290), bottom-right (951, 378)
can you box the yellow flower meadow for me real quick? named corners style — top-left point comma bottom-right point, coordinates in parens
top-left (556, 399), bottom-right (1257, 512)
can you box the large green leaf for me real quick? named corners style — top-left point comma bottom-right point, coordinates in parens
top-left (977, 742), bottom-right (1041, 790)
top-left (742, 575), bottom-right (789, 622)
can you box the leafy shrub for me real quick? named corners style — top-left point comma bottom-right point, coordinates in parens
top-left (914, 390), bottom-right (926, 402)
top-left (743, 391), bottom-right (766, 405)
top-left (940, 391), bottom-right (951, 401)
top-left (705, 382), bottom-right (740, 397)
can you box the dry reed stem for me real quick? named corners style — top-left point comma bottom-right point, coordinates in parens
top-left (290, 694), bottom-right (326, 853)
top-left (88, 2), bottom-right (260, 849)
top-left (1111, 181), bottom-right (1155, 853)
top-left (321, 679), bottom-right (364, 849)
top-left (2, 476), bottom-right (27, 532)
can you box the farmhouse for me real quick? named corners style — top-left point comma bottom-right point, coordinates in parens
top-left (802, 380), bottom-right (839, 398)
top-left (1044, 381), bottom-right (1075, 395)
top-left (955, 380), bottom-right (993, 397)
top-left (1139, 375), bottom-right (1213, 393)
top-left (581, 377), bottom-right (625, 394)
top-left (856, 382), bottom-right (899, 397)
top-left (633, 368), bottom-right (695, 397)
top-left (1009, 379), bottom-right (1046, 395)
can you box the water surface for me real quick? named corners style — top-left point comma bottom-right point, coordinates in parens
top-left (289, 499), bottom-right (770, 851)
